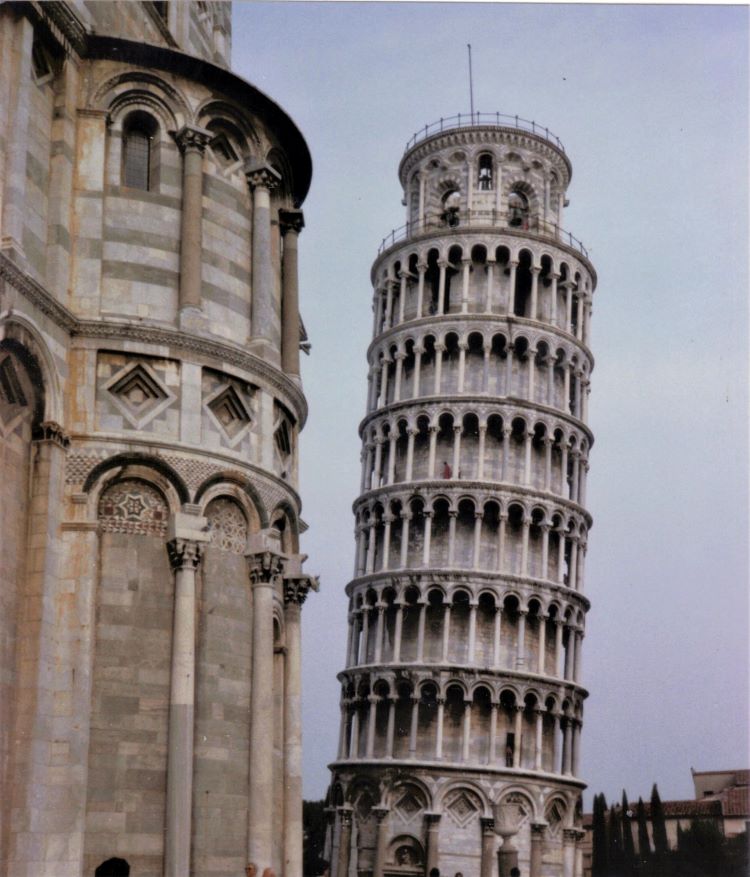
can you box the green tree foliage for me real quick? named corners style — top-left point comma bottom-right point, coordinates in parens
top-left (592, 793), bottom-right (609, 877)
top-left (650, 784), bottom-right (669, 857)
top-left (303, 799), bottom-right (328, 877)
top-left (636, 796), bottom-right (651, 865)
top-left (608, 800), bottom-right (624, 876)
top-left (593, 790), bottom-right (750, 877)
top-left (621, 790), bottom-right (636, 868)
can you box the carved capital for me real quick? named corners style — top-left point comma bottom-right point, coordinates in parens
top-left (339, 806), bottom-right (353, 827)
top-left (373, 806), bottom-right (390, 823)
top-left (247, 550), bottom-right (285, 586)
top-left (167, 538), bottom-right (202, 571)
top-left (531, 822), bottom-right (547, 839)
top-left (481, 816), bottom-right (495, 835)
top-left (279, 208), bottom-right (305, 235)
top-left (31, 420), bottom-right (70, 449)
top-left (284, 574), bottom-right (319, 606)
top-left (244, 160), bottom-right (281, 191)
top-left (424, 812), bottom-right (441, 826)
top-left (174, 125), bottom-right (212, 155)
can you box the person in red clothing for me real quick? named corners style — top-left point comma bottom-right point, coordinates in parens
top-left (442, 460), bottom-right (452, 479)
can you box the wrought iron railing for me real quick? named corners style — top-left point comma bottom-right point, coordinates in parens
top-left (377, 211), bottom-right (589, 259)
top-left (404, 111), bottom-right (565, 153)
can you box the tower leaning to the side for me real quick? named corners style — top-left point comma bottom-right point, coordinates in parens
top-left (327, 113), bottom-right (596, 877)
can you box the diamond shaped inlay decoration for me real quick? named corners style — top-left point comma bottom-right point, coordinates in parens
top-left (446, 791), bottom-right (479, 828)
top-left (206, 384), bottom-right (252, 446)
top-left (395, 791), bottom-right (422, 823)
top-left (105, 362), bottom-right (175, 430)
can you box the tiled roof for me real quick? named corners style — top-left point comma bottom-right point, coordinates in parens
top-left (583, 799), bottom-right (722, 825)
top-left (720, 786), bottom-right (750, 817)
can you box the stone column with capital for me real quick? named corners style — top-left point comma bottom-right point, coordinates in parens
top-left (174, 125), bottom-right (212, 325)
top-left (247, 547), bottom-right (285, 873)
top-left (530, 823), bottom-right (547, 877)
top-left (165, 512), bottom-right (209, 877)
top-left (336, 807), bottom-right (354, 877)
top-left (424, 813), bottom-right (441, 874)
top-left (283, 569), bottom-right (318, 877)
top-left (480, 818), bottom-right (496, 877)
top-left (373, 807), bottom-right (390, 877)
top-left (245, 161), bottom-right (282, 357)
top-left (279, 208), bottom-right (305, 378)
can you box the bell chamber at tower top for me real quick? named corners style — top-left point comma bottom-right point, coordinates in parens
top-left (368, 115), bottom-right (596, 361)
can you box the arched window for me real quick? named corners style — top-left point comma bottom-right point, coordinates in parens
top-left (94, 859), bottom-right (130, 877)
top-left (508, 190), bottom-right (529, 228)
top-left (122, 112), bottom-right (158, 191)
top-left (441, 190), bottom-right (460, 227)
top-left (478, 154), bottom-right (493, 190)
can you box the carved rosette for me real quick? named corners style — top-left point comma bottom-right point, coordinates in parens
top-left (173, 125), bottom-right (212, 155)
top-left (167, 538), bottom-right (203, 571)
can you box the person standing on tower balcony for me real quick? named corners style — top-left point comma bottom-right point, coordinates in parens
top-left (442, 461), bottom-right (452, 479)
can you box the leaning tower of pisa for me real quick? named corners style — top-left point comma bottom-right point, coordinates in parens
top-left (327, 113), bottom-right (596, 877)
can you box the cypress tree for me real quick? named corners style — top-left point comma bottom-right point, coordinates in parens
top-left (636, 796), bottom-right (651, 864)
top-left (608, 799), bottom-right (624, 876)
top-left (650, 784), bottom-right (669, 857)
top-left (621, 790), bottom-right (636, 871)
top-left (592, 793), bottom-right (609, 877)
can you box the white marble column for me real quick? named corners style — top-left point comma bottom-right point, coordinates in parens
top-left (536, 614), bottom-right (548, 674)
top-left (435, 699), bottom-right (445, 759)
top-left (478, 425), bottom-right (487, 479)
top-left (416, 263), bottom-right (426, 317)
top-left (174, 126), bottom-right (212, 316)
top-left (461, 259), bottom-right (471, 313)
top-left (416, 601), bottom-right (427, 661)
top-left (283, 573), bottom-right (316, 877)
top-left (245, 162), bottom-right (282, 354)
top-left (516, 609), bottom-right (527, 669)
top-left (165, 519), bottom-right (208, 877)
top-left (441, 603), bottom-right (452, 662)
top-left (247, 548), bottom-right (285, 873)
top-left (462, 700), bottom-right (472, 760)
top-left (437, 259), bottom-right (448, 313)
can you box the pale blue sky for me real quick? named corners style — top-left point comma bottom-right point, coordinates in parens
top-left (232, 2), bottom-right (749, 806)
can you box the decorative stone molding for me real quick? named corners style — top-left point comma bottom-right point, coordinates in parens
top-left (244, 161), bottom-right (281, 191)
top-left (32, 420), bottom-right (70, 449)
top-left (247, 550), bottom-right (285, 587)
top-left (173, 125), bottom-right (213, 155)
top-left (279, 209), bottom-right (305, 236)
top-left (167, 538), bottom-right (203, 571)
top-left (284, 574), bottom-right (319, 607)
top-left (28, 1), bottom-right (88, 57)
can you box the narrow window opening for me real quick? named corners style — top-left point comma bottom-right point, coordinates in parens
top-left (505, 732), bottom-right (515, 766)
top-left (275, 419), bottom-right (291, 457)
top-left (508, 190), bottom-right (529, 229)
top-left (31, 36), bottom-right (52, 80)
top-left (441, 190), bottom-right (461, 227)
top-left (122, 112), bottom-right (158, 191)
top-left (478, 154), bottom-right (493, 190)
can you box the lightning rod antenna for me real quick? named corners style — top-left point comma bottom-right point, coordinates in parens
top-left (467, 43), bottom-right (475, 121)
